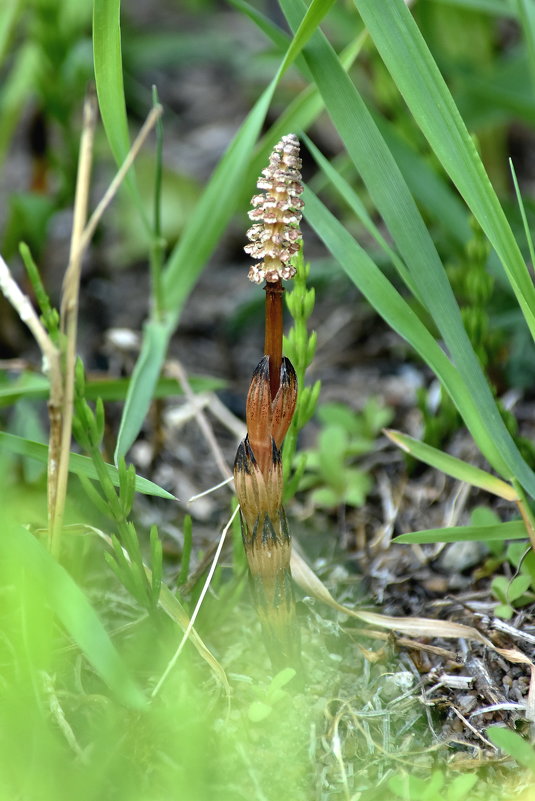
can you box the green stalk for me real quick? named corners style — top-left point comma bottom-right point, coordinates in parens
top-left (150, 85), bottom-right (165, 320)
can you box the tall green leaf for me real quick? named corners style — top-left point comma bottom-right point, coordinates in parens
top-left (114, 319), bottom-right (171, 463)
top-left (354, 0), bottom-right (535, 340)
top-left (303, 187), bottom-right (535, 491)
top-left (394, 520), bottom-right (528, 545)
top-left (2, 524), bottom-right (146, 708)
top-left (0, 431), bottom-right (175, 500)
top-left (92, 0), bottom-right (147, 228)
top-left (281, 0), bottom-right (535, 496)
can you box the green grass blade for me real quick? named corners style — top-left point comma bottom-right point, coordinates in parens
top-left (92, 0), bottom-right (130, 167)
top-left (428, 0), bottom-right (516, 15)
top-left (354, 0), bottom-right (535, 340)
top-left (0, 431), bottom-right (175, 500)
top-left (282, 0), bottom-right (535, 495)
top-left (385, 430), bottom-right (518, 501)
top-left (516, 0), bottom-right (535, 92)
top-left (303, 134), bottom-right (416, 296)
top-left (2, 524), bottom-right (147, 709)
top-left (0, 42), bottom-right (41, 170)
top-left (229, 0), bottom-right (290, 50)
top-left (303, 187), bottom-right (535, 487)
top-left (113, 318), bottom-right (172, 463)
top-left (0, 0), bottom-right (23, 65)
top-left (510, 158), bottom-right (535, 275)
top-left (0, 373), bottom-right (224, 406)
top-left (92, 0), bottom-right (147, 228)
top-left (394, 520), bottom-right (528, 545)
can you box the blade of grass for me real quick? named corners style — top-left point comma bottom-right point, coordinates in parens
top-left (240, 0), bottom-right (471, 247)
top-left (0, 431), bottom-right (175, 500)
top-left (114, 318), bottom-right (170, 463)
top-left (3, 524), bottom-right (147, 709)
top-left (282, 0), bottom-right (535, 495)
top-left (92, 0), bottom-right (148, 230)
top-left (394, 520), bottom-right (528, 544)
top-left (428, 0), bottom-right (516, 15)
top-left (510, 158), bottom-right (535, 272)
top-left (385, 429), bottom-right (519, 501)
top-left (303, 134), bottom-right (416, 296)
top-left (516, 0), bottom-right (535, 92)
top-left (0, 373), bottom-right (224, 406)
top-left (354, 0), bottom-right (535, 341)
top-left (303, 187), bottom-right (528, 483)
top-left (0, 0), bottom-right (22, 65)
top-left (0, 43), bottom-right (41, 169)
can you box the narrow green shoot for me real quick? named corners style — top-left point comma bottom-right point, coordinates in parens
top-left (19, 242), bottom-right (60, 341)
top-left (150, 84), bottom-right (165, 319)
top-left (509, 157), bottom-right (535, 274)
top-left (385, 430), bottom-right (519, 502)
top-left (283, 251), bottom-right (320, 499)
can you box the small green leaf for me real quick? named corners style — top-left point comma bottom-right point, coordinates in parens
top-left (487, 727), bottom-right (535, 771)
top-left (311, 486), bottom-right (342, 508)
top-left (508, 574), bottom-right (532, 601)
top-left (494, 604), bottom-right (513, 620)
top-left (491, 576), bottom-right (509, 604)
top-left (446, 773), bottom-right (478, 801)
top-left (343, 470), bottom-right (372, 508)
top-left (268, 667), bottom-right (296, 696)
top-left (114, 319), bottom-right (170, 464)
top-left (248, 700), bottom-right (273, 722)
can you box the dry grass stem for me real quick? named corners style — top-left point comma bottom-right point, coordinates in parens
top-left (291, 548), bottom-right (535, 720)
top-left (166, 360), bottom-right (234, 482)
top-left (49, 92), bottom-right (97, 556)
top-left (79, 103), bottom-right (163, 255)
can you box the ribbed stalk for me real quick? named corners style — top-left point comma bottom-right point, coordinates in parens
top-left (235, 134), bottom-right (304, 669)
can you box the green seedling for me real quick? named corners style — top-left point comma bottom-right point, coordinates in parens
top-left (490, 540), bottom-right (535, 618)
top-left (388, 769), bottom-right (478, 801)
top-left (247, 667), bottom-right (297, 722)
top-left (283, 251), bottom-right (321, 501)
top-left (491, 574), bottom-right (533, 620)
top-left (300, 397), bottom-right (392, 509)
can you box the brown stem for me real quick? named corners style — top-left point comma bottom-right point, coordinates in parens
top-left (264, 280), bottom-right (284, 398)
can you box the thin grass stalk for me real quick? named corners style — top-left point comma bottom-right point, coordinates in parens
top-left (49, 92), bottom-right (97, 556)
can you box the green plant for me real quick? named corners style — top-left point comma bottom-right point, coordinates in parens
top-left (2, 1), bottom-right (535, 799)
top-left (387, 770), bottom-right (478, 801)
top-left (247, 667), bottom-right (297, 722)
top-left (300, 398), bottom-right (392, 509)
top-left (487, 726), bottom-right (535, 773)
